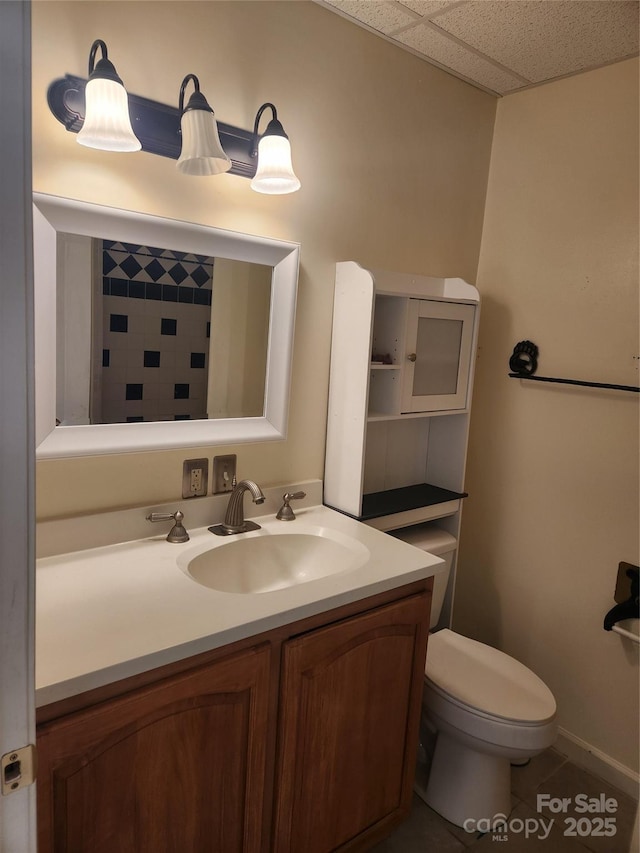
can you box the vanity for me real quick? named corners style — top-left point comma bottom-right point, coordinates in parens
top-left (32, 198), bottom-right (452, 850)
top-left (35, 487), bottom-right (444, 853)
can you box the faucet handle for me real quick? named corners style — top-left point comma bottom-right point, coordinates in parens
top-left (146, 510), bottom-right (190, 543)
top-left (276, 491), bottom-right (306, 521)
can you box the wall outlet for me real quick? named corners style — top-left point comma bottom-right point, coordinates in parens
top-left (182, 458), bottom-right (208, 498)
top-left (213, 454), bottom-right (237, 494)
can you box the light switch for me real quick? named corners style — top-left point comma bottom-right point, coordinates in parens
top-left (213, 454), bottom-right (236, 494)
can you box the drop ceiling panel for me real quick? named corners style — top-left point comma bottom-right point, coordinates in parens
top-left (399, 0), bottom-right (460, 14)
top-left (434, 1), bottom-right (640, 83)
top-left (396, 23), bottom-right (527, 93)
top-left (319, 0), bottom-right (639, 96)
top-left (327, 0), bottom-right (418, 33)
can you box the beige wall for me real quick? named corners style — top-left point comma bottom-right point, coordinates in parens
top-left (32, 0), bottom-right (495, 518)
top-left (456, 58), bottom-right (639, 775)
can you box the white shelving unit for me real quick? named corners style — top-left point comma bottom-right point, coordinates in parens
top-left (324, 261), bottom-right (480, 622)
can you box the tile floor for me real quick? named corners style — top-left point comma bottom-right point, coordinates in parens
top-left (372, 748), bottom-right (638, 852)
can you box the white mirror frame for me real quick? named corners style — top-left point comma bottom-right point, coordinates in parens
top-left (33, 193), bottom-right (299, 459)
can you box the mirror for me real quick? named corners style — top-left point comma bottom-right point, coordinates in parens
top-left (56, 234), bottom-right (271, 425)
top-left (33, 193), bottom-right (299, 458)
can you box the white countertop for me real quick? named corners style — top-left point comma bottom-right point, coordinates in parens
top-left (36, 502), bottom-right (444, 707)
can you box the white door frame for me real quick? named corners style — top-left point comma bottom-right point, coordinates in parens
top-left (0, 2), bottom-right (37, 851)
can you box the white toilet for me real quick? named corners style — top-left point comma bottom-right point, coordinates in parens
top-left (391, 525), bottom-right (557, 831)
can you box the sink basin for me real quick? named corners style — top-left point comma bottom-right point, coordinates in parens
top-left (182, 528), bottom-right (370, 594)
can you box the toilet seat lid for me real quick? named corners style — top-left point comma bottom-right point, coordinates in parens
top-left (425, 629), bottom-right (556, 723)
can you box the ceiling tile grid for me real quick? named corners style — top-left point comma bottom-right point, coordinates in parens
top-left (319, 0), bottom-right (640, 95)
top-left (323, 0), bottom-right (419, 32)
top-left (396, 21), bottom-right (528, 92)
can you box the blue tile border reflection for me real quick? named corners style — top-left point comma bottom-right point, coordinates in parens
top-left (102, 241), bottom-right (213, 292)
top-left (102, 276), bottom-right (211, 306)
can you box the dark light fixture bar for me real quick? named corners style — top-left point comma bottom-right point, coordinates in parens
top-left (47, 74), bottom-right (257, 178)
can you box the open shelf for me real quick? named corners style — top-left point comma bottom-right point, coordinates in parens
top-left (359, 483), bottom-right (467, 521)
top-left (324, 262), bottom-right (479, 528)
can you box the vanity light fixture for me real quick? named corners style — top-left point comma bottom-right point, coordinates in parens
top-left (250, 103), bottom-right (301, 195)
top-left (76, 40), bottom-right (141, 152)
top-left (176, 74), bottom-right (231, 176)
top-left (48, 61), bottom-right (301, 191)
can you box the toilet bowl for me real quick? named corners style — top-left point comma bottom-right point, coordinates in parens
top-left (390, 524), bottom-right (557, 831)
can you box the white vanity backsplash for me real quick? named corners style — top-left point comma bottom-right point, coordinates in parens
top-left (37, 479), bottom-right (323, 558)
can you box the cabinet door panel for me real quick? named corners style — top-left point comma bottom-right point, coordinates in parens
top-left (37, 644), bottom-right (271, 853)
top-left (273, 593), bottom-right (429, 853)
top-left (402, 300), bottom-right (476, 413)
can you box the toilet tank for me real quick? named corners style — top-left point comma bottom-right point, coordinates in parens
top-left (390, 525), bottom-right (457, 629)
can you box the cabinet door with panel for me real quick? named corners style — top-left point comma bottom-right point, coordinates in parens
top-left (37, 643), bottom-right (271, 853)
top-left (401, 299), bottom-right (476, 414)
top-left (272, 591), bottom-right (430, 853)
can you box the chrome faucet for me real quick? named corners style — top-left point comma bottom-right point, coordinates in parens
top-left (210, 479), bottom-right (266, 536)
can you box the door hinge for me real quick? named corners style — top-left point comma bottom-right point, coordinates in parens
top-left (1, 745), bottom-right (36, 795)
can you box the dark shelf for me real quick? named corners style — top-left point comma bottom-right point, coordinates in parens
top-left (357, 483), bottom-right (467, 521)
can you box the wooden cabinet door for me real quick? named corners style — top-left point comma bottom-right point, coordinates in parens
top-left (272, 592), bottom-right (429, 853)
top-left (37, 644), bottom-right (271, 853)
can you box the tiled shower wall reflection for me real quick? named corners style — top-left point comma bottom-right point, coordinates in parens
top-left (100, 241), bottom-right (213, 423)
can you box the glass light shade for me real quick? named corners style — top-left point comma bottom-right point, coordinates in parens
top-left (250, 135), bottom-right (301, 195)
top-left (177, 109), bottom-right (231, 176)
top-left (77, 77), bottom-right (141, 152)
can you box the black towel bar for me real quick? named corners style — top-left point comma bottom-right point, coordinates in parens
top-left (508, 374), bottom-right (640, 393)
top-left (508, 341), bottom-right (640, 393)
